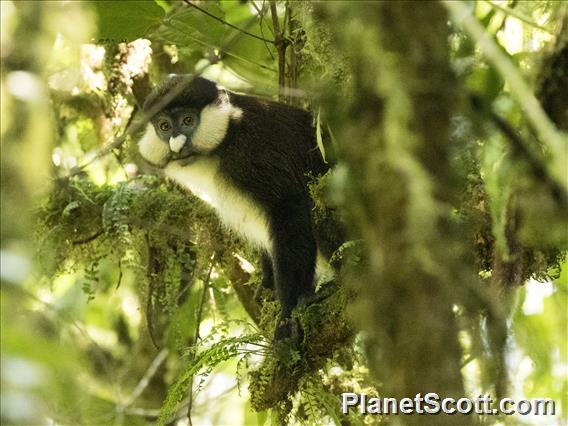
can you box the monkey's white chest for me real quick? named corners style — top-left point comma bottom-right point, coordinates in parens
top-left (165, 158), bottom-right (271, 249)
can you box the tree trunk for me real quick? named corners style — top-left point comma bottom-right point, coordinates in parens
top-left (320, 3), bottom-right (473, 423)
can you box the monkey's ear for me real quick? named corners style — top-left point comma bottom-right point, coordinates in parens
top-left (215, 88), bottom-right (229, 106)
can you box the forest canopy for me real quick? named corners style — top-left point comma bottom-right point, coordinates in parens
top-left (1, 1), bottom-right (566, 425)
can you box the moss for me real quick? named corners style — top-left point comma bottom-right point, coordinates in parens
top-left (249, 283), bottom-right (355, 412)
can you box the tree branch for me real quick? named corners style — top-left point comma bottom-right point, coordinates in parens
top-left (269, 1), bottom-right (287, 100)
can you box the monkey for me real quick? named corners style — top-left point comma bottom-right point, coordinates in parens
top-left (138, 75), bottom-right (333, 340)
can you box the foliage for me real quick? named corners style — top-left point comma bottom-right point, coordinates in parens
top-left (159, 330), bottom-right (266, 424)
top-left (94, 1), bottom-right (165, 43)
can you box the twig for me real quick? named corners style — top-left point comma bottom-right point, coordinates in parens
top-left (183, 0), bottom-right (275, 44)
top-left (270, 1), bottom-right (287, 100)
top-left (286, 2), bottom-right (300, 105)
top-left (481, 0), bottom-right (553, 34)
top-left (196, 255), bottom-right (215, 342)
top-left (146, 237), bottom-right (162, 350)
top-left (283, 2), bottom-right (290, 39)
top-left (168, 18), bottom-right (277, 72)
top-left (115, 258), bottom-right (123, 290)
top-left (487, 107), bottom-right (567, 205)
top-left (187, 254), bottom-right (216, 426)
top-left (269, 1), bottom-right (281, 37)
top-left (72, 229), bottom-right (104, 245)
top-left (460, 354), bottom-right (476, 369)
top-left (219, 47), bottom-right (277, 72)
top-left (120, 348), bottom-right (169, 408)
top-left (250, 0), bottom-right (275, 60)
top-left (123, 407), bottom-right (161, 418)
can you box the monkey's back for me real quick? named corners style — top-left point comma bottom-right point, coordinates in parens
top-left (216, 94), bottom-right (327, 210)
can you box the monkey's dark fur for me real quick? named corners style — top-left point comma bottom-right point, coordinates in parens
top-left (140, 76), bottom-right (335, 340)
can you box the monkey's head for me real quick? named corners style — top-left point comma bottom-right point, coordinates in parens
top-left (138, 75), bottom-right (242, 167)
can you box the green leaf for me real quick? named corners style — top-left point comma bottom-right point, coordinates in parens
top-left (158, 334), bottom-right (262, 425)
top-left (92, 1), bottom-right (165, 43)
top-left (316, 110), bottom-right (327, 164)
top-left (62, 201), bottom-right (80, 217)
top-left (154, 3), bottom-right (228, 48)
top-left (481, 134), bottom-right (511, 259)
top-left (466, 64), bottom-right (504, 103)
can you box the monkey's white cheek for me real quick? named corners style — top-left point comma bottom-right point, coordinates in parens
top-left (169, 134), bottom-right (187, 153)
top-left (138, 125), bottom-right (169, 167)
top-left (192, 102), bottom-right (243, 153)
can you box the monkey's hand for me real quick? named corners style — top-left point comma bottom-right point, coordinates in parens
top-left (274, 317), bottom-right (292, 340)
top-left (274, 316), bottom-right (302, 344)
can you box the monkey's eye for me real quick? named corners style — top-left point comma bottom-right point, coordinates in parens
top-left (182, 115), bottom-right (194, 126)
top-left (158, 120), bottom-right (171, 132)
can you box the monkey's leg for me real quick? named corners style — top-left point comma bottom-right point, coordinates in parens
top-left (254, 251), bottom-right (274, 303)
top-left (270, 197), bottom-right (317, 340)
top-left (261, 251), bottom-right (274, 290)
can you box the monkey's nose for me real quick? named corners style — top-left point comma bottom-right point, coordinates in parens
top-left (169, 134), bottom-right (187, 153)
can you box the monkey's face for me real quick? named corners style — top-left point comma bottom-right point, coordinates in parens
top-left (138, 76), bottom-right (243, 169)
top-left (152, 107), bottom-right (201, 162)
